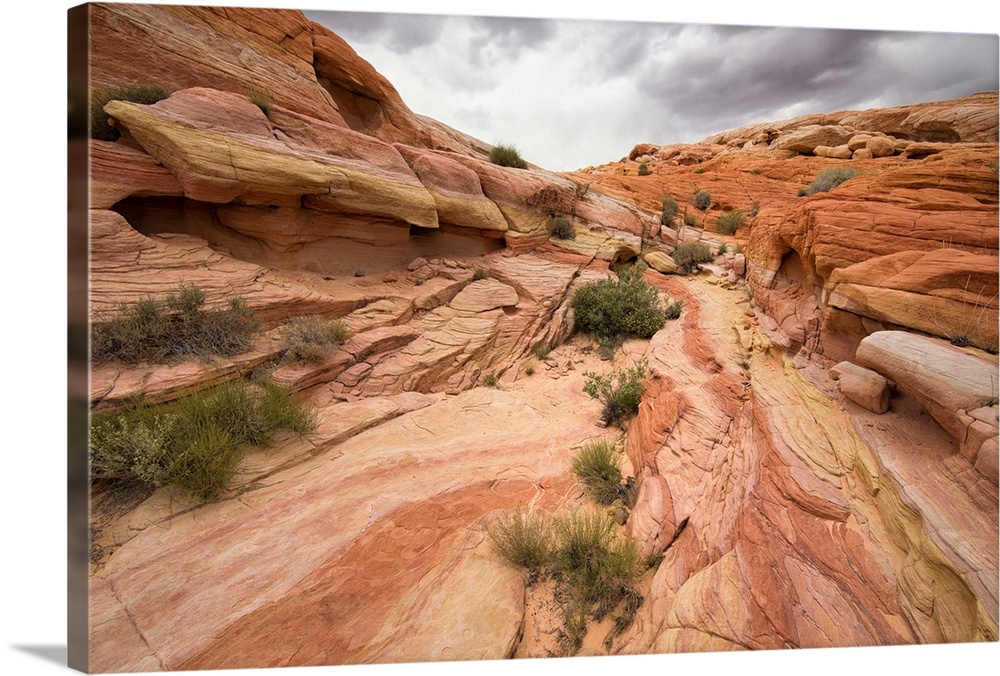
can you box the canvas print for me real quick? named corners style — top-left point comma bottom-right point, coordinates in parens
top-left (70, 2), bottom-right (999, 672)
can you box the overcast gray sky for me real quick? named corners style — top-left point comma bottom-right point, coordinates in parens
top-left (305, 5), bottom-right (998, 171)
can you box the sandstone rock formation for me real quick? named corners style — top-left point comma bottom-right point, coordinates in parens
top-left (83, 4), bottom-right (999, 672)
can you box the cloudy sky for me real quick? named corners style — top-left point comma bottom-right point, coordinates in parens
top-left (305, 4), bottom-right (998, 171)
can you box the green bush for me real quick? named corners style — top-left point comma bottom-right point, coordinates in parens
top-left (90, 84), bottom-right (169, 141)
top-left (683, 213), bottom-right (698, 227)
top-left (473, 267), bottom-right (490, 280)
top-left (571, 263), bottom-right (665, 344)
top-left (92, 284), bottom-right (260, 364)
top-left (530, 341), bottom-right (551, 360)
top-left (660, 196), bottom-right (679, 225)
top-left (748, 201), bottom-right (760, 218)
top-left (693, 189), bottom-right (711, 211)
top-left (489, 144), bottom-right (528, 169)
top-left (572, 440), bottom-right (623, 506)
top-left (802, 166), bottom-right (858, 195)
top-left (280, 316), bottom-right (348, 363)
top-left (714, 210), bottom-right (746, 235)
top-left (483, 373), bottom-right (499, 387)
top-left (488, 510), bottom-right (553, 571)
top-left (693, 167), bottom-right (704, 174)
top-left (583, 358), bottom-right (648, 426)
top-left (718, 243), bottom-right (729, 255)
top-left (90, 379), bottom-right (314, 500)
top-left (548, 216), bottom-right (576, 240)
top-left (247, 86), bottom-right (273, 116)
top-left (637, 163), bottom-right (651, 176)
top-left (664, 300), bottom-right (683, 320)
top-left (670, 241), bottom-right (715, 274)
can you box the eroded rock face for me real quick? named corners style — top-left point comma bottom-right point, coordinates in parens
top-left (86, 5), bottom-right (999, 672)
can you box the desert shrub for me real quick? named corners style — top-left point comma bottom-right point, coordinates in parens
top-left (280, 316), bottom-right (348, 363)
top-left (718, 243), bottom-right (729, 255)
top-left (530, 341), bottom-right (551, 360)
top-left (553, 510), bottom-right (642, 615)
top-left (660, 196), bottom-right (679, 225)
top-left (748, 201), bottom-right (760, 218)
top-left (733, 243), bottom-right (744, 254)
top-left (473, 267), bottom-right (490, 280)
top-left (583, 358), bottom-right (648, 426)
top-left (483, 373), bottom-right (499, 387)
top-left (714, 210), bottom-right (746, 235)
top-left (803, 166), bottom-right (858, 195)
top-left (489, 144), bottom-right (528, 169)
top-left (751, 168), bottom-right (763, 175)
top-left (571, 264), bottom-right (665, 344)
top-left (524, 363), bottom-right (536, 376)
top-left (247, 86), bottom-right (273, 116)
top-left (693, 167), bottom-right (704, 174)
top-left (488, 510), bottom-right (554, 571)
top-left (693, 189), bottom-right (711, 210)
top-left (548, 216), bottom-right (576, 240)
top-left (637, 163), bottom-right (651, 176)
top-left (664, 300), bottom-right (683, 320)
top-left (572, 440), bottom-right (623, 506)
top-left (683, 213), bottom-right (698, 227)
top-left (670, 241), bottom-right (715, 274)
top-left (92, 284), bottom-right (260, 364)
top-left (90, 84), bottom-right (169, 141)
top-left (90, 379), bottom-right (314, 500)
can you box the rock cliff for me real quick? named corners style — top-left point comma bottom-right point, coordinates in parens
top-left (84, 4), bottom-right (999, 671)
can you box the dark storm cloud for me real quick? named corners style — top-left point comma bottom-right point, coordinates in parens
top-left (305, 10), bottom-right (447, 54)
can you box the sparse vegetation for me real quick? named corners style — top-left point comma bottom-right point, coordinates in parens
top-left (693, 167), bottom-right (704, 174)
top-left (802, 166), bottom-right (858, 195)
top-left (91, 84), bottom-right (169, 141)
top-left (664, 299), bottom-right (684, 320)
top-left (548, 216), bottom-right (576, 240)
top-left (524, 363), bottom-right (536, 376)
top-left (530, 341), bottom-right (551, 360)
top-left (489, 144), bottom-right (528, 169)
top-left (571, 439), bottom-right (623, 506)
top-left (90, 378), bottom-right (314, 500)
top-left (637, 163), bottom-right (651, 176)
top-left (583, 358), bottom-right (648, 427)
top-left (91, 284), bottom-right (260, 364)
top-left (748, 201), bottom-right (760, 218)
top-left (718, 243), bottom-right (729, 255)
top-left (571, 263), bottom-right (665, 345)
top-left (752, 168), bottom-right (763, 175)
top-left (280, 316), bottom-right (348, 363)
top-left (473, 267), bottom-right (490, 280)
top-left (489, 508), bottom-right (647, 655)
top-left (670, 241), bottom-right (715, 274)
top-left (247, 86), bottom-right (273, 116)
top-left (660, 196), bottom-right (679, 226)
top-left (693, 189), bottom-right (711, 211)
top-left (483, 373), bottom-right (499, 387)
top-left (714, 209), bottom-right (747, 235)
top-left (683, 213), bottom-right (698, 227)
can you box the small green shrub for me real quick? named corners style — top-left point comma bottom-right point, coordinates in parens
top-left (280, 316), bottom-right (348, 363)
top-left (571, 264), bottom-right (665, 344)
top-left (90, 379), bottom-right (314, 500)
top-left (660, 196), bottom-right (679, 225)
top-left (798, 187), bottom-right (808, 197)
top-left (751, 168), bottom-right (763, 175)
top-left (693, 167), bottom-right (704, 174)
top-left (488, 510), bottom-right (553, 571)
top-left (748, 201), bottom-right (760, 218)
top-left (733, 243), bottom-right (744, 254)
top-left (530, 341), bottom-right (551, 360)
top-left (247, 86), bottom-right (273, 116)
top-left (548, 216), bottom-right (576, 240)
top-left (718, 243), bottom-right (729, 255)
top-left (483, 373), bottom-right (499, 387)
top-left (683, 213), bottom-right (698, 227)
top-left (714, 210), bottom-right (746, 235)
top-left (524, 363), bottom-right (536, 376)
top-left (572, 440), bottom-right (623, 506)
top-left (670, 241), bottom-right (715, 274)
top-left (473, 267), bottom-right (490, 280)
top-left (90, 84), bottom-right (169, 141)
top-left (92, 284), bottom-right (260, 364)
top-left (583, 358), bottom-right (648, 426)
top-left (664, 300), bottom-right (683, 320)
top-left (803, 166), bottom-right (858, 195)
top-left (693, 189), bottom-right (711, 211)
top-left (489, 144), bottom-right (528, 169)
top-left (637, 163), bottom-right (651, 176)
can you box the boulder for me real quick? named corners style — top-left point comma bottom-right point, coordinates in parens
top-left (867, 136), bottom-right (896, 157)
top-left (643, 251), bottom-right (680, 275)
top-left (815, 145), bottom-right (853, 159)
top-left (830, 361), bottom-right (891, 413)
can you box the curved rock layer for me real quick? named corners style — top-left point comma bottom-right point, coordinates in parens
top-left (86, 4), bottom-right (999, 672)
